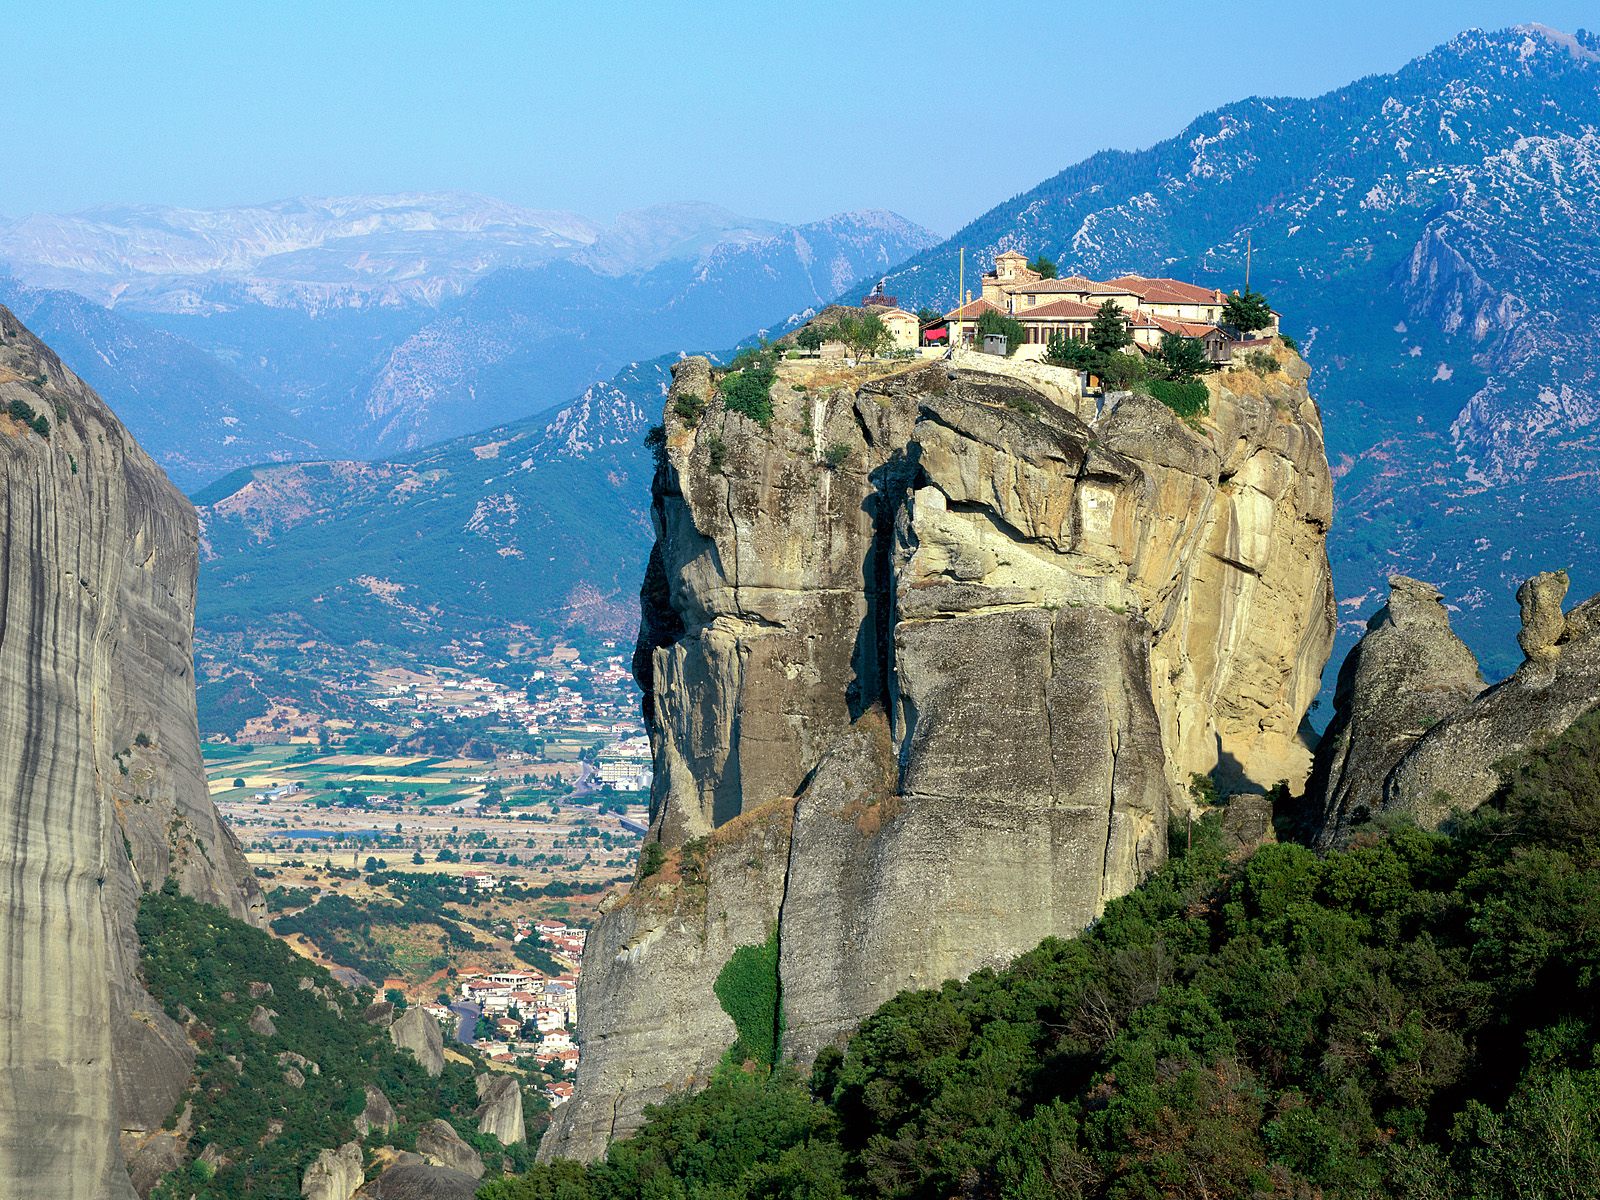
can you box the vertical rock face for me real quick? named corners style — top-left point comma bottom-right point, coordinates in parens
top-left (1313, 568), bottom-right (1600, 837)
top-left (390, 1005), bottom-right (445, 1076)
top-left (473, 1073), bottom-right (527, 1145)
top-left (542, 345), bottom-right (1334, 1162)
top-left (0, 306), bottom-right (263, 1199)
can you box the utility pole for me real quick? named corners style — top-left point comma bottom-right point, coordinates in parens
top-left (1244, 231), bottom-right (1253, 293)
top-left (958, 247), bottom-right (965, 312)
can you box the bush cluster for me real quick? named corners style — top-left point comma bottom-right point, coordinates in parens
top-left (7, 397), bottom-right (50, 437)
top-left (496, 705), bottom-right (1600, 1200)
top-left (718, 347), bottom-right (780, 426)
top-left (138, 882), bottom-right (534, 1199)
top-left (713, 927), bottom-right (782, 1070)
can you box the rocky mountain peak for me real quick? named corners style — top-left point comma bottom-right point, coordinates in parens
top-left (542, 341), bottom-right (1333, 1160)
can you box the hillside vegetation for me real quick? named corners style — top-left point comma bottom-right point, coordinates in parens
top-left (136, 884), bottom-right (538, 1198)
top-left (491, 707), bottom-right (1600, 1199)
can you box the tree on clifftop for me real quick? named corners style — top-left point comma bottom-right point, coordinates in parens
top-left (1156, 332), bottom-right (1209, 380)
top-left (1223, 288), bottom-right (1275, 333)
top-left (833, 312), bottom-right (893, 360)
top-left (975, 309), bottom-right (1027, 357)
top-left (1027, 254), bottom-right (1058, 279)
top-left (1088, 300), bottom-right (1131, 352)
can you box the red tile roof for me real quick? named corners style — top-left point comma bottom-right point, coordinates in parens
top-left (945, 298), bottom-right (1003, 320)
top-left (1102, 276), bottom-right (1224, 305)
top-left (1005, 276), bottom-right (1130, 297)
top-left (1014, 299), bottom-right (1102, 322)
top-left (1150, 315), bottom-right (1222, 338)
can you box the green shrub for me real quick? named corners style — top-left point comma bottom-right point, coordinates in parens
top-left (1147, 377), bottom-right (1210, 418)
top-left (1278, 332), bottom-right (1300, 354)
top-left (1088, 300), bottom-right (1132, 352)
top-left (706, 432), bottom-right (728, 474)
top-left (643, 424), bottom-right (668, 472)
top-left (672, 390), bottom-right (706, 426)
top-left (1044, 333), bottom-right (1094, 369)
top-left (1094, 349), bottom-right (1147, 390)
top-left (1223, 288), bottom-right (1275, 333)
top-left (1242, 349), bottom-right (1279, 375)
top-left (713, 926), bottom-right (781, 1069)
top-left (975, 309), bottom-right (1027, 356)
top-left (719, 362), bottom-right (776, 426)
top-left (639, 841), bottom-right (666, 879)
top-left (821, 443), bottom-right (850, 471)
top-left (1155, 331), bottom-right (1209, 380)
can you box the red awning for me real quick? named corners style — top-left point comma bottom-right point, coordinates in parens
top-left (923, 326), bottom-right (948, 342)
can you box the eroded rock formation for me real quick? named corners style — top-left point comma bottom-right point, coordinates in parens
top-left (301, 1142), bottom-right (365, 1200)
top-left (474, 1073), bottom-right (526, 1145)
top-left (390, 1006), bottom-right (445, 1076)
top-left (1315, 569), bottom-right (1600, 838)
top-left (542, 343), bottom-right (1334, 1160)
top-left (0, 305), bottom-right (263, 1198)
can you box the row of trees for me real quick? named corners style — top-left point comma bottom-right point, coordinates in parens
top-left (794, 311), bottom-right (894, 359)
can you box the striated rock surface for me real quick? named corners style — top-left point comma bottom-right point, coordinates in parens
top-left (301, 1142), bottom-right (365, 1200)
top-left (1310, 576), bottom-right (1486, 844)
top-left (414, 1120), bottom-right (484, 1179)
top-left (389, 1006), bottom-right (445, 1076)
top-left (542, 343), bottom-right (1334, 1160)
top-left (0, 305), bottom-right (263, 1198)
top-left (473, 1073), bottom-right (526, 1145)
top-left (354, 1162), bottom-right (480, 1200)
top-left (354, 1084), bottom-right (397, 1137)
top-left (1313, 569), bottom-right (1600, 837)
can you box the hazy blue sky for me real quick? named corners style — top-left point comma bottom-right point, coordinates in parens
top-left (3, 2), bottom-right (1594, 233)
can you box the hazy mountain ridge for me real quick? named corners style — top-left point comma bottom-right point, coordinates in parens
top-left (195, 357), bottom-right (671, 682)
top-left (1, 194), bottom-right (936, 468)
top-left (0, 191), bottom-right (598, 311)
top-left (351, 210), bottom-right (937, 452)
top-left (872, 23), bottom-right (1600, 678)
top-left (0, 278), bottom-right (318, 488)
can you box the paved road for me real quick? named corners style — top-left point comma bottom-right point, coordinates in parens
top-left (449, 1001), bottom-right (480, 1044)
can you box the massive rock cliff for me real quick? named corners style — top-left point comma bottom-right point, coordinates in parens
top-left (541, 343), bottom-right (1334, 1161)
top-left (1314, 569), bottom-right (1600, 841)
top-left (0, 305), bottom-right (263, 1199)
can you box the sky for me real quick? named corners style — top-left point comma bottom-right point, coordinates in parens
top-left (2, 1), bottom-right (1595, 234)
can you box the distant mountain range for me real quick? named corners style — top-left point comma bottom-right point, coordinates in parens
top-left (0, 195), bottom-right (936, 479)
top-left (27, 25), bottom-right (1600, 734)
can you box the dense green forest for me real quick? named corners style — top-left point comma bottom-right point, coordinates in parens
top-left (136, 884), bottom-right (538, 1198)
top-left (485, 709), bottom-right (1600, 1199)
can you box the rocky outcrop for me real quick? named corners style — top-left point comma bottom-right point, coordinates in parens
top-left (354, 1084), bottom-right (397, 1137)
top-left (474, 1073), bottom-right (525, 1145)
top-left (542, 344), bottom-right (1334, 1160)
top-left (414, 1120), bottom-right (483, 1179)
top-left (389, 1006), bottom-right (444, 1077)
top-left (354, 1162), bottom-right (480, 1200)
top-left (0, 306), bottom-right (263, 1198)
top-left (1310, 576), bottom-right (1486, 843)
top-left (1312, 569), bottom-right (1600, 837)
top-left (301, 1142), bottom-right (365, 1200)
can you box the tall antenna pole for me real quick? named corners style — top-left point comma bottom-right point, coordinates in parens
top-left (958, 247), bottom-right (965, 311)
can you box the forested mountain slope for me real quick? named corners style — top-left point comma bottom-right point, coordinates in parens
top-left (875, 24), bottom-right (1600, 679)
